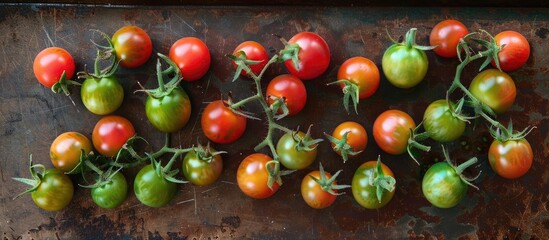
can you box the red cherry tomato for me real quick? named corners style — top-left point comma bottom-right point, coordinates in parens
top-left (429, 19), bottom-right (469, 58)
top-left (373, 110), bottom-right (416, 155)
top-left (237, 153), bottom-right (279, 199)
top-left (491, 31), bottom-right (530, 72)
top-left (201, 100), bottom-right (247, 144)
top-left (301, 170), bottom-right (337, 209)
top-left (266, 74), bottom-right (307, 116)
top-left (337, 56), bottom-right (380, 99)
top-left (33, 47), bottom-right (75, 88)
top-left (92, 115), bottom-right (136, 157)
top-left (284, 32), bottom-right (330, 80)
top-left (489, 138), bottom-right (533, 179)
top-left (232, 41), bottom-right (269, 78)
top-left (112, 25), bottom-right (153, 68)
top-left (331, 121), bottom-right (368, 157)
top-left (169, 37), bottom-right (211, 81)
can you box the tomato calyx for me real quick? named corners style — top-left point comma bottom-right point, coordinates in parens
top-left (51, 71), bottom-right (81, 96)
top-left (324, 131), bottom-right (362, 163)
top-left (191, 142), bottom-right (227, 164)
top-left (490, 121), bottom-right (536, 143)
top-left (441, 145), bottom-right (481, 190)
top-left (369, 156), bottom-right (396, 203)
top-left (267, 95), bottom-right (290, 120)
top-left (12, 155), bottom-right (47, 198)
top-left (265, 160), bottom-right (293, 190)
top-left (292, 125), bottom-right (323, 152)
top-left (388, 28), bottom-right (436, 51)
top-left (407, 123), bottom-right (432, 165)
top-left (328, 80), bottom-right (360, 114)
top-left (276, 34), bottom-right (301, 71)
top-left (310, 163), bottom-right (350, 196)
top-left (227, 51), bottom-right (266, 82)
top-left (136, 53), bottom-right (183, 99)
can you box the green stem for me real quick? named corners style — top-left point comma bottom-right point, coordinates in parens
top-left (455, 157), bottom-right (478, 175)
top-left (156, 59), bottom-right (166, 93)
top-left (405, 28), bottom-right (417, 49)
top-left (478, 110), bottom-right (505, 129)
top-left (94, 50), bottom-right (101, 76)
top-left (231, 95), bottom-right (261, 109)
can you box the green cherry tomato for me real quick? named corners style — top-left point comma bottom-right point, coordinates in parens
top-left (182, 148), bottom-right (223, 186)
top-left (469, 69), bottom-right (516, 114)
top-left (423, 99), bottom-right (466, 142)
top-left (351, 160), bottom-right (395, 209)
top-left (422, 162), bottom-right (468, 208)
top-left (134, 164), bottom-right (176, 208)
top-left (276, 131), bottom-right (318, 170)
top-left (81, 76), bottom-right (124, 115)
top-left (91, 172), bottom-right (128, 209)
top-left (145, 88), bottom-right (191, 133)
top-left (32, 168), bottom-right (74, 211)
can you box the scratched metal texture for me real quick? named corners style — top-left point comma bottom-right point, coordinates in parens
top-left (0, 4), bottom-right (548, 240)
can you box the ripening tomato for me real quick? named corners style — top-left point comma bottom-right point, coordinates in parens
top-left (422, 162), bottom-right (469, 208)
top-left (301, 170), bottom-right (337, 209)
top-left (92, 115), bottom-right (135, 157)
top-left (91, 172), bottom-right (128, 209)
top-left (237, 153), bottom-right (279, 199)
top-left (112, 26), bottom-right (152, 68)
top-left (423, 99), bottom-right (466, 142)
top-left (352, 160), bottom-right (395, 209)
top-left (491, 31), bottom-right (530, 72)
top-left (232, 41), bottom-right (269, 78)
top-left (330, 121), bottom-right (368, 157)
top-left (469, 69), bottom-right (516, 114)
top-left (81, 75), bottom-right (124, 115)
top-left (276, 131), bottom-right (317, 170)
top-left (489, 138), bottom-right (533, 179)
top-left (373, 110), bottom-right (416, 155)
top-left (33, 47), bottom-right (76, 88)
top-left (50, 132), bottom-right (92, 173)
top-left (182, 147), bottom-right (223, 186)
top-left (169, 37), bottom-right (211, 81)
top-left (201, 100), bottom-right (247, 144)
top-left (429, 19), bottom-right (469, 58)
top-left (145, 88), bottom-right (191, 133)
top-left (337, 56), bottom-right (380, 99)
top-left (266, 74), bottom-right (307, 116)
top-left (382, 29), bottom-right (429, 88)
top-left (284, 32), bottom-right (330, 80)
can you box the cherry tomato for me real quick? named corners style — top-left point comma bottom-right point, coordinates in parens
top-left (32, 168), bottom-right (74, 211)
top-left (134, 164), bottom-right (176, 208)
top-left (146, 88), bottom-right (191, 133)
top-left (352, 160), bottom-right (395, 209)
top-left (489, 138), bottom-right (533, 179)
top-left (491, 31), bottom-right (530, 72)
top-left (50, 132), bottom-right (92, 173)
top-left (266, 74), bottom-right (307, 116)
top-left (91, 172), bottom-right (128, 209)
top-left (182, 147), bottom-right (223, 186)
top-left (169, 37), bottom-right (211, 81)
top-left (92, 115), bottom-right (135, 157)
top-left (81, 75), bottom-right (124, 115)
top-left (301, 170), bottom-right (337, 209)
top-left (469, 69), bottom-right (516, 114)
top-left (337, 56), bottom-right (380, 99)
top-left (232, 41), bottom-right (269, 78)
top-left (331, 121), bottom-right (368, 157)
top-left (112, 26), bottom-right (152, 68)
top-left (201, 100), bottom-right (247, 144)
top-left (422, 162), bottom-right (468, 208)
top-left (373, 110), bottom-right (416, 155)
top-left (382, 29), bottom-right (429, 88)
top-left (423, 99), bottom-right (466, 142)
top-left (33, 47), bottom-right (75, 88)
top-left (237, 153), bottom-right (279, 199)
top-left (284, 32), bottom-right (330, 80)
top-left (276, 131), bottom-right (317, 170)
top-left (429, 19), bottom-right (469, 58)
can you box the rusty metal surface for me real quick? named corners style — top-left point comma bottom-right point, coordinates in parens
top-left (0, 5), bottom-right (548, 240)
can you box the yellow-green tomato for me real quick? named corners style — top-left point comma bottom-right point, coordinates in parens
top-left (423, 99), bottom-right (466, 142)
top-left (182, 149), bottom-right (223, 186)
top-left (382, 44), bottom-right (428, 88)
top-left (145, 88), bottom-right (191, 133)
top-left (276, 131), bottom-right (317, 170)
top-left (91, 172), bottom-right (128, 209)
top-left (31, 168), bottom-right (74, 211)
top-left (352, 161), bottom-right (395, 209)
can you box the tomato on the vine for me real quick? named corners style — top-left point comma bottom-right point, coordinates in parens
top-left (330, 121), bottom-right (367, 157)
top-left (182, 147), bottom-right (223, 186)
top-left (33, 47), bottom-right (75, 88)
top-left (112, 26), bottom-right (152, 68)
top-left (237, 153), bottom-right (279, 199)
top-left (352, 159), bottom-right (395, 209)
top-left (266, 74), bottom-right (307, 116)
top-left (232, 41), bottom-right (269, 78)
top-left (301, 170), bottom-right (339, 209)
top-left (50, 132), bottom-right (92, 173)
top-left (201, 100), bottom-right (247, 144)
top-left (276, 131), bottom-right (317, 170)
top-left (92, 115), bottom-right (135, 157)
top-left (469, 69), bottom-right (516, 114)
top-left (169, 37), bottom-right (211, 81)
top-left (81, 75), bottom-right (124, 115)
top-left (146, 88), bottom-right (191, 133)
top-left (283, 32), bottom-right (330, 80)
top-left (337, 56), bottom-right (380, 99)
top-left (429, 19), bottom-right (469, 58)
top-left (373, 110), bottom-right (416, 155)
top-left (489, 138), bottom-right (533, 179)
top-left (423, 99), bottom-right (466, 142)
top-left (134, 164), bottom-right (176, 208)
top-left (91, 171), bottom-right (128, 209)
top-left (492, 31), bottom-right (530, 72)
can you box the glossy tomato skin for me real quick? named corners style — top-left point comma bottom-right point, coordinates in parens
top-left (423, 100), bottom-right (466, 142)
top-left (237, 153), bottom-right (279, 199)
top-left (145, 88), bottom-right (191, 133)
top-left (337, 56), bottom-right (380, 99)
top-left (331, 121), bottom-right (368, 156)
top-left (469, 69), bottom-right (516, 114)
top-left (276, 131), bottom-right (317, 170)
top-left (422, 162), bottom-right (468, 208)
top-left (285, 32), bottom-right (330, 80)
top-left (429, 20), bottom-right (469, 58)
top-left (489, 138), bottom-right (533, 179)
top-left (373, 110), bottom-right (416, 155)
top-left (352, 161), bottom-right (395, 209)
top-left (182, 148), bottom-right (223, 186)
top-left (31, 168), bottom-right (74, 211)
top-left (492, 31), bottom-right (530, 72)
top-left (232, 41), bottom-right (269, 77)
top-left (112, 26), bottom-right (152, 68)
top-left (201, 100), bottom-right (247, 144)
top-left (382, 44), bottom-right (428, 88)
top-left (169, 37), bottom-right (211, 81)
top-left (33, 47), bottom-right (76, 88)
top-left (81, 76), bottom-right (124, 115)
top-left (91, 172), bottom-right (128, 209)
top-left (266, 74), bottom-right (307, 116)
top-left (301, 171), bottom-right (336, 209)
top-left (92, 115), bottom-right (135, 157)
top-left (50, 132), bottom-right (92, 173)
top-left (134, 164), bottom-right (176, 208)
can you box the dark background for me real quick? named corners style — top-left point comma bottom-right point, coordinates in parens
top-left (0, 3), bottom-right (548, 240)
